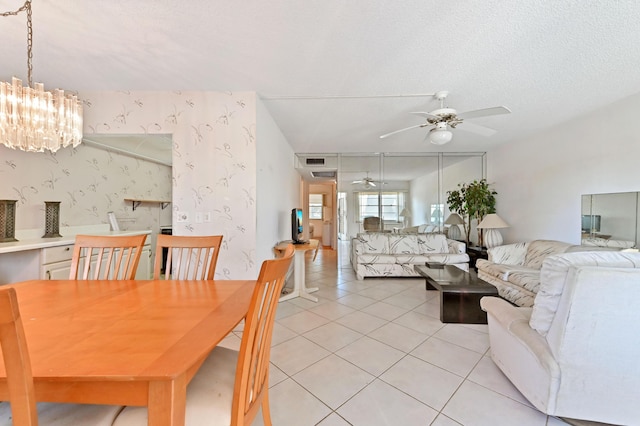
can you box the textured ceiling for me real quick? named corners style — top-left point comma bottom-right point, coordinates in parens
top-left (2, 0), bottom-right (640, 155)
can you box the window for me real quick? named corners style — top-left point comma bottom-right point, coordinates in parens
top-left (309, 194), bottom-right (323, 220)
top-left (356, 191), bottom-right (406, 222)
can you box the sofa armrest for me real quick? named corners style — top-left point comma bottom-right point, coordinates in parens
top-left (487, 242), bottom-right (529, 265)
top-left (481, 296), bottom-right (560, 379)
top-left (351, 237), bottom-right (362, 265)
top-left (446, 238), bottom-right (466, 254)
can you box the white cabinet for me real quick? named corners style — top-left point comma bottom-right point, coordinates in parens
top-left (40, 245), bottom-right (74, 280)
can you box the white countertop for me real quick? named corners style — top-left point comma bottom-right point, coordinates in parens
top-left (0, 225), bottom-right (152, 254)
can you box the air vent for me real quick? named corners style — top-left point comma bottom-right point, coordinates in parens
top-left (311, 171), bottom-right (336, 178)
top-left (305, 158), bottom-right (325, 165)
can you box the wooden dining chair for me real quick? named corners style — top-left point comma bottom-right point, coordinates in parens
top-left (68, 234), bottom-right (147, 280)
top-left (112, 244), bottom-right (296, 426)
top-left (154, 234), bottom-right (223, 280)
top-left (0, 287), bottom-right (124, 426)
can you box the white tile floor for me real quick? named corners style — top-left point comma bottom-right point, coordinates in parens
top-left (219, 242), bottom-right (574, 426)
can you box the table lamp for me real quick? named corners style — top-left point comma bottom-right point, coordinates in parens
top-left (444, 213), bottom-right (464, 240)
top-left (477, 214), bottom-right (509, 248)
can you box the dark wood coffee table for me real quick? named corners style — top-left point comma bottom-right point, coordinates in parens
top-left (414, 264), bottom-right (498, 324)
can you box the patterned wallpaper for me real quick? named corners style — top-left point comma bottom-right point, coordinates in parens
top-left (80, 90), bottom-right (258, 280)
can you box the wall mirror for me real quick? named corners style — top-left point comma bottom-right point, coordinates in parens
top-left (334, 152), bottom-right (486, 241)
top-left (581, 191), bottom-right (639, 248)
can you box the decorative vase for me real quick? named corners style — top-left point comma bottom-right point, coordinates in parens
top-left (43, 201), bottom-right (62, 238)
top-left (0, 200), bottom-right (18, 242)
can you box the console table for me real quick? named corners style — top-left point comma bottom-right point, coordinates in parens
top-left (274, 239), bottom-right (319, 302)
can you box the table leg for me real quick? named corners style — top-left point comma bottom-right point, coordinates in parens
top-left (425, 278), bottom-right (437, 291)
top-left (279, 251), bottom-right (319, 302)
top-left (148, 375), bottom-right (187, 426)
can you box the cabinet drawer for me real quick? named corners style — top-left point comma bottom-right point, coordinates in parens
top-left (41, 245), bottom-right (74, 264)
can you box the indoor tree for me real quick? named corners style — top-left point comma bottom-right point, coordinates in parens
top-left (446, 179), bottom-right (497, 246)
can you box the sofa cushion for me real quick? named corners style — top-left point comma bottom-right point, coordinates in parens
top-left (418, 224), bottom-right (438, 233)
top-left (417, 233), bottom-right (448, 254)
top-left (477, 260), bottom-right (538, 281)
top-left (530, 251), bottom-right (640, 336)
top-left (487, 242), bottom-right (529, 265)
top-left (425, 253), bottom-right (470, 265)
top-left (388, 234), bottom-right (420, 254)
top-left (581, 238), bottom-right (635, 249)
top-left (507, 270), bottom-right (541, 294)
top-left (523, 240), bottom-right (572, 269)
top-left (357, 254), bottom-right (431, 264)
top-left (400, 226), bottom-right (419, 233)
top-left (355, 233), bottom-right (389, 254)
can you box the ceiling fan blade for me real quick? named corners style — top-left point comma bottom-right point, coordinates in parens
top-left (369, 181), bottom-right (377, 187)
top-left (379, 124), bottom-right (427, 139)
top-left (457, 106), bottom-right (511, 120)
top-left (352, 180), bottom-right (364, 184)
top-left (410, 111), bottom-right (441, 120)
top-left (459, 121), bottom-right (497, 137)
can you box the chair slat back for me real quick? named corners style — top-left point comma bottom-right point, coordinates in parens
top-left (232, 244), bottom-right (294, 425)
top-left (0, 288), bottom-right (38, 426)
top-left (69, 234), bottom-right (147, 280)
top-left (153, 235), bottom-right (223, 280)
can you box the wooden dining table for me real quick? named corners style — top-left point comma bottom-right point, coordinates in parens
top-left (0, 278), bottom-right (255, 426)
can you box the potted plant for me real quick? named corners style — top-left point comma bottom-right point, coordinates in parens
top-left (446, 179), bottom-right (497, 246)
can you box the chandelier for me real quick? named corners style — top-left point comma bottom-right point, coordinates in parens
top-left (0, 0), bottom-right (82, 153)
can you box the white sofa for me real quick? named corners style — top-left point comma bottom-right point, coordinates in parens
top-left (351, 232), bottom-right (469, 280)
top-left (480, 251), bottom-right (640, 424)
top-left (476, 240), bottom-right (617, 307)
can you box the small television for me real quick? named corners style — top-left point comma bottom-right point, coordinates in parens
top-left (291, 208), bottom-right (306, 244)
top-left (581, 214), bottom-right (601, 233)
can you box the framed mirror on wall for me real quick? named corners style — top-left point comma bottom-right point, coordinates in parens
top-left (581, 191), bottom-right (638, 248)
top-left (335, 152), bottom-right (486, 240)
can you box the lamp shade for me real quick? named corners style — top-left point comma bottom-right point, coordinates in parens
top-left (477, 214), bottom-right (509, 229)
top-left (444, 213), bottom-right (464, 225)
top-left (400, 208), bottom-right (412, 218)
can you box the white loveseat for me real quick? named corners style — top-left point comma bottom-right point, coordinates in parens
top-left (476, 240), bottom-right (617, 307)
top-left (480, 251), bottom-right (640, 424)
top-left (351, 232), bottom-right (469, 280)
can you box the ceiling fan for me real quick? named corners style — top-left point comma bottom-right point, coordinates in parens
top-left (379, 91), bottom-right (511, 145)
top-left (352, 172), bottom-right (379, 188)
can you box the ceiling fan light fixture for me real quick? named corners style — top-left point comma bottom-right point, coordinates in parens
top-left (428, 125), bottom-right (453, 145)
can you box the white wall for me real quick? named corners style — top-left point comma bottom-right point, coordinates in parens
top-left (256, 98), bottom-right (299, 264)
top-left (488, 92), bottom-right (640, 245)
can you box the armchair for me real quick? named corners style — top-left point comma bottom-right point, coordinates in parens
top-left (363, 216), bottom-right (381, 232)
top-left (480, 251), bottom-right (640, 424)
